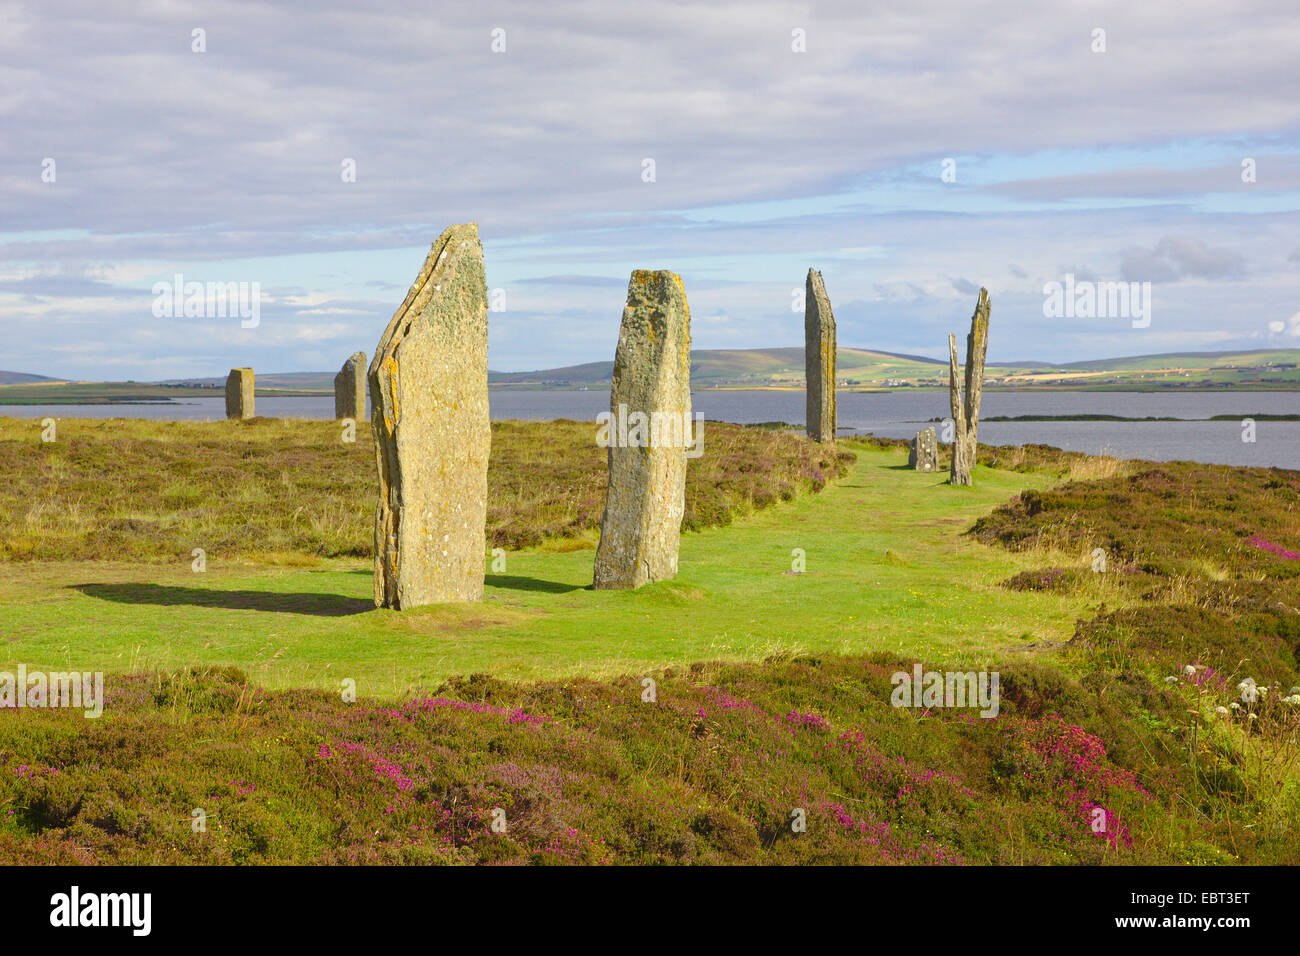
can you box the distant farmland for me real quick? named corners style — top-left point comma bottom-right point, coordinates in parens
top-left (3, 347), bottom-right (1300, 404)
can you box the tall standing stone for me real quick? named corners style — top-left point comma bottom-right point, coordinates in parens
top-left (369, 223), bottom-right (489, 609)
top-left (909, 427), bottom-right (938, 471)
top-left (593, 270), bottom-right (692, 590)
top-left (804, 269), bottom-right (836, 442)
top-left (225, 368), bottom-right (253, 420)
top-left (334, 351), bottom-right (367, 420)
top-left (948, 288), bottom-right (991, 486)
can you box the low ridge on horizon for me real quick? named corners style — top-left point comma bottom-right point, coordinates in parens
top-left (5, 346), bottom-right (1300, 390)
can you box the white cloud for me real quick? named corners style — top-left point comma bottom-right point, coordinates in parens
top-left (1120, 237), bottom-right (1246, 283)
top-left (1, 0), bottom-right (1297, 377)
top-left (1268, 313), bottom-right (1300, 339)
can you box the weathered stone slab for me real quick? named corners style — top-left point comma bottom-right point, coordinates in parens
top-left (593, 270), bottom-right (692, 590)
top-left (334, 351), bottom-right (367, 419)
top-left (368, 223), bottom-right (489, 609)
top-left (947, 288), bottom-right (990, 486)
top-left (804, 268), bottom-right (837, 442)
top-left (225, 368), bottom-right (253, 420)
top-left (909, 427), bottom-right (938, 471)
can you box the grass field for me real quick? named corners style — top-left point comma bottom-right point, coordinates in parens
top-left (0, 421), bottom-right (1297, 864)
top-left (0, 444), bottom-right (1078, 694)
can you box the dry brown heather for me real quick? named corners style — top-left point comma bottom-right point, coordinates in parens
top-left (0, 417), bottom-right (852, 562)
top-left (971, 457), bottom-right (1300, 687)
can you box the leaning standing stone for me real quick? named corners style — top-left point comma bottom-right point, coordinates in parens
top-left (804, 268), bottom-right (837, 442)
top-left (593, 270), bottom-right (692, 590)
top-left (909, 427), bottom-right (938, 471)
top-left (225, 368), bottom-right (254, 420)
top-left (369, 223), bottom-right (489, 609)
top-left (334, 351), bottom-right (367, 419)
top-left (947, 288), bottom-right (991, 486)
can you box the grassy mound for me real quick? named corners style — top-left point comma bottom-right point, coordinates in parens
top-left (969, 460), bottom-right (1300, 680)
top-left (971, 461), bottom-right (1300, 580)
top-left (968, 458), bottom-right (1300, 850)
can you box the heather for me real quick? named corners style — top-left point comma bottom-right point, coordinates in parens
top-left (2, 653), bottom-right (1277, 865)
top-left (970, 458), bottom-right (1300, 847)
top-left (0, 417), bottom-right (853, 561)
top-left (0, 424), bottom-right (1297, 864)
top-left (969, 460), bottom-right (1300, 681)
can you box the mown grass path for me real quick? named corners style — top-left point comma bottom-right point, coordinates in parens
top-left (0, 447), bottom-right (1100, 696)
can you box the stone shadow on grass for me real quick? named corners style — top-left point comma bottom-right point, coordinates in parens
top-left (71, 583), bottom-right (373, 616)
top-left (485, 574), bottom-right (585, 594)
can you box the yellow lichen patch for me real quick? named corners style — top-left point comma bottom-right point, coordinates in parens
top-left (383, 356), bottom-right (401, 431)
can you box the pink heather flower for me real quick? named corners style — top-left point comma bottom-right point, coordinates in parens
top-left (1018, 715), bottom-right (1151, 849)
top-left (783, 711), bottom-right (831, 731)
top-left (1248, 535), bottom-right (1300, 560)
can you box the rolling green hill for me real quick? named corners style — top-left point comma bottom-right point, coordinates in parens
top-left (0, 370), bottom-right (59, 386)
top-left (997, 349), bottom-right (1300, 389)
top-left (1056, 348), bottom-right (1300, 371)
top-left (154, 372), bottom-right (340, 391)
top-left (4, 347), bottom-right (1300, 404)
top-left (487, 346), bottom-right (1300, 390)
top-left (487, 347), bottom-right (957, 389)
top-left (0, 380), bottom-right (327, 405)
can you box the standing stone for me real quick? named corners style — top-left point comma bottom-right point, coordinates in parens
top-left (947, 288), bottom-right (991, 486)
top-left (909, 427), bottom-right (938, 471)
top-left (593, 270), bottom-right (692, 590)
top-left (369, 223), bottom-right (489, 609)
top-left (334, 351), bottom-right (367, 419)
top-left (804, 269), bottom-right (837, 442)
top-left (225, 368), bottom-right (254, 420)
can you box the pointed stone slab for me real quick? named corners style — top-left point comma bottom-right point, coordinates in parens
top-left (334, 351), bottom-right (367, 419)
top-left (948, 288), bottom-right (990, 486)
top-left (225, 368), bottom-right (253, 420)
top-left (368, 223), bottom-right (489, 609)
top-left (593, 270), bottom-right (692, 590)
top-left (804, 269), bottom-right (836, 442)
top-left (909, 427), bottom-right (938, 471)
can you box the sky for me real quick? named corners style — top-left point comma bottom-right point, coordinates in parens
top-left (2, 0), bottom-right (1298, 380)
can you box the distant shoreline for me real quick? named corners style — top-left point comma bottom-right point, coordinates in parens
top-left (5, 381), bottom-right (1300, 406)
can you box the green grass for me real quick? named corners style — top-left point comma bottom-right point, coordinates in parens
top-left (1, 423), bottom-right (1297, 864)
top-left (0, 445), bottom-right (1080, 695)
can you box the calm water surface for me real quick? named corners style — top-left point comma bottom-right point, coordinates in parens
top-left (4, 389), bottom-right (1297, 469)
